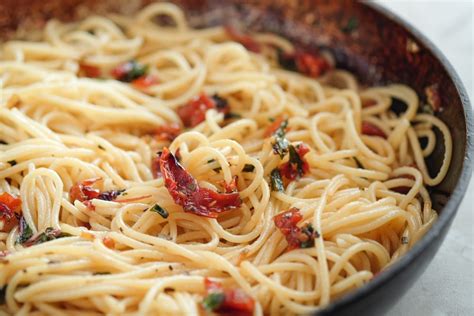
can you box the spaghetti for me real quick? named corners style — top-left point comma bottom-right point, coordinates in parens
top-left (0, 3), bottom-right (452, 315)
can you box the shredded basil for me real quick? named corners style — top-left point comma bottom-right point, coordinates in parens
top-left (288, 145), bottom-right (305, 177)
top-left (270, 169), bottom-right (284, 192)
top-left (18, 225), bottom-right (70, 246)
top-left (242, 164), bottom-right (255, 172)
top-left (272, 120), bottom-right (289, 158)
top-left (97, 189), bottom-right (125, 201)
top-left (300, 223), bottom-right (317, 248)
top-left (17, 217), bottom-right (33, 244)
top-left (202, 292), bottom-right (225, 311)
top-left (150, 204), bottom-right (169, 219)
top-left (117, 60), bottom-right (148, 82)
top-left (7, 160), bottom-right (17, 166)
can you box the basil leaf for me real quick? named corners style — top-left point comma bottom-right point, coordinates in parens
top-left (202, 292), bottom-right (225, 311)
top-left (150, 204), bottom-right (169, 219)
top-left (271, 120), bottom-right (289, 158)
top-left (17, 217), bottom-right (33, 244)
top-left (270, 169), bottom-right (284, 192)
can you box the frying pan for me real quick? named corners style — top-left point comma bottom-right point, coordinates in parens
top-left (0, 0), bottom-right (472, 314)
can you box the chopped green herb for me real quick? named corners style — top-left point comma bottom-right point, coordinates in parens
top-left (270, 168), bottom-right (284, 192)
top-left (202, 292), bottom-right (225, 311)
top-left (272, 119), bottom-right (289, 158)
top-left (242, 164), bottom-right (255, 172)
top-left (300, 223), bottom-right (318, 248)
top-left (342, 17), bottom-right (358, 33)
top-left (0, 285), bottom-right (5, 304)
top-left (288, 145), bottom-right (305, 177)
top-left (353, 157), bottom-right (364, 169)
top-left (207, 159), bottom-right (216, 164)
top-left (0, 140), bottom-right (8, 145)
top-left (93, 272), bottom-right (111, 275)
top-left (150, 204), bottom-right (169, 219)
top-left (268, 117), bottom-right (275, 122)
top-left (22, 228), bottom-right (71, 247)
top-left (17, 217), bottom-right (33, 244)
top-left (300, 240), bottom-right (313, 248)
top-left (213, 167), bottom-right (222, 173)
top-left (7, 160), bottom-right (17, 166)
top-left (113, 60), bottom-right (148, 82)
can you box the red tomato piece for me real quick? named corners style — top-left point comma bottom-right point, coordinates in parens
top-left (79, 63), bottom-right (101, 78)
top-left (279, 144), bottom-right (310, 181)
top-left (0, 192), bottom-right (22, 232)
top-left (159, 147), bottom-right (241, 218)
top-left (177, 94), bottom-right (216, 127)
top-left (274, 208), bottom-right (303, 236)
top-left (222, 288), bottom-right (255, 315)
top-left (273, 208), bottom-right (316, 251)
top-left (203, 278), bottom-right (255, 315)
top-left (204, 277), bottom-right (223, 293)
top-left (361, 121), bottom-right (387, 138)
top-left (224, 26), bottom-right (261, 53)
top-left (264, 117), bottom-right (286, 137)
top-left (154, 123), bottom-right (181, 142)
top-left (219, 176), bottom-right (238, 193)
top-left (295, 52), bottom-right (331, 78)
top-left (132, 75), bottom-right (159, 90)
top-left (69, 178), bottom-right (101, 203)
top-left (0, 192), bottom-right (21, 213)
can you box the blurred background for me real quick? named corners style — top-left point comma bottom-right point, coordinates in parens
top-left (374, 1), bottom-right (473, 315)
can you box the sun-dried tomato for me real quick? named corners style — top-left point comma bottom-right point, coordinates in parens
top-left (0, 192), bottom-right (22, 232)
top-left (274, 208), bottom-right (318, 251)
top-left (153, 123), bottom-right (181, 142)
top-left (279, 144), bottom-right (310, 181)
top-left (294, 51), bottom-right (331, 78)
top-left (159, 148), bottom-right (241, 218)
top-left (202, 278), bottom-right (255, 315)
top-left (177, 93), bottom-right (230, 127)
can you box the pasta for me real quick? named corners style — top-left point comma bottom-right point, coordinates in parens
top-left (0, 3), bottom-right (452, 315)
